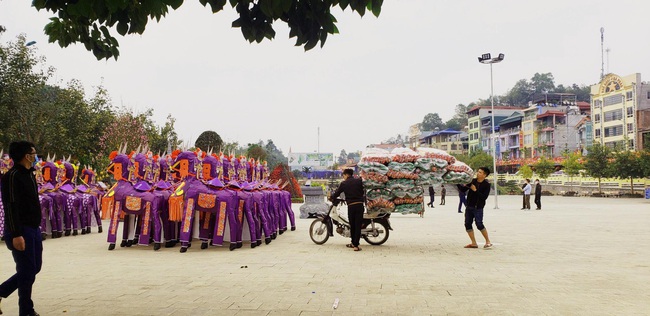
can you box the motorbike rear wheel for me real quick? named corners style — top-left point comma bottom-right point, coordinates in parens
top-left (362, 221), bottom-right (389, 245)
top-left (309, 219), bottom-right (330, 245)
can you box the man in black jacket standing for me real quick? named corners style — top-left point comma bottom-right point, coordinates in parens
top-left (534, 179), bottom-right (542, 210)
top-left (330, 168), bottom-right (365, 252)
top-left (462, 167), bottom-right (493, 249)
top-left (0, 141), bottom-right (42, 316)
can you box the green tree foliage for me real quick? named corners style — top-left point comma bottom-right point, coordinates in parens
top-left (194, 130), bottom-right (224, 152)
top-left (533, 156), bottom-right (554, 180)
top-left (554, 83), bottom-right (590, 102)
top-left (147, 114), bottom-right (181, 154)
top-left (264, 139), bottom-right (287, 170)
top-left (640, 150), bottom-right (650, 178)
top-left (610, 150), bottom-right (644, 195)
top-left (420, 113), bottom-right (444, 131)
top-left (563, 152), bottom-right (583, 193)
top-left (518, 165), bottom-right (533, 179)
top-left (347, 151), bottom-right (360, 162)
top-left (444, 117), bottom-right (463, 131)
top-left (338, 149), bottom-right (348, 165)
top-left (34, 0), bottom-right (384, 60)
top-left (503, 79), bottom-right (533, 106)
top-left (462, 151), bottom-right (492, 172)
top-left (246, 143), bottom-right (267, 162)
top-left (530, 73), bottom-right (556, 94)
top-left (583, 143), bottom-right (612, 193)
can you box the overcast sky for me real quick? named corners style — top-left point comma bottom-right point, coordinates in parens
top-left (2, 0), bottom-right (649, 156)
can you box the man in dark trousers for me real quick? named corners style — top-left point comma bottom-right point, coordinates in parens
top-left (534, 179), bottom-right (542, 210)
top-left (456, 184), bottom-right (468, 213)
top-left (426, 185), bottom-right (435, 208)
top-left (0, 141), bottom-right (42, 316)
top-left (440, 184), bottom-right (446, 205)
top-left (330, 168), bottom-right (365, 252)
top-left (461, 167), bottom-right (493, 249)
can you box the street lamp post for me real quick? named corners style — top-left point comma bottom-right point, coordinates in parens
top-left (478, 53), bottom-right (505, 209)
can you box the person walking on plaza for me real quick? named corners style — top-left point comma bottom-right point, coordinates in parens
top-left (534, 179), bottom-right (542, 210)
top-left (462, 167), bottom-right (493, 249)
top-left (426, 185), bottom-right (435, 208)
top-left (0, 141), bottom-right (43, 316)
top-left (330, 168), bottom-right (365, 252)
top-left (440, 184), bottom-right (446, 205)
top-left (520, 179), bottom-right (532, 210)
top-left (456, 184), bottom-right (468, 213)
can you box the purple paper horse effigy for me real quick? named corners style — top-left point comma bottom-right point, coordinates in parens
top-left (169, 150), bottom-right (242, 252)
top-left (103, 147), bottom-right (163, 251)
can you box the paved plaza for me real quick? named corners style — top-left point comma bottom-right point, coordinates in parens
top-left (1, 195), bottom-right (649, 315)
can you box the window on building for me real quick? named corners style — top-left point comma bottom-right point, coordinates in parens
top-left (604, 125), bottom-right (623, 137)
top-left (627, 107), bottom-right (634, 117)
top-left (595, 129), bottom-right (601, 137)
top-left (603, 94), bottom-right (623, 106)
top-left (524, 135), bottom-right (532, 145)
top-left (604, 109), bottom-right (623, 122)
top-left (626, 91), bottom-right (633, 101)
top-left (629, 139), bottom-right (634, 149)
top-left (647, 91), bottom-right (650, 99)
top-left (627, 123), bottom-right (634, 134)
top-left (594, 99), bottom-right (603, 108)
top-left (594, 114), bottom-right (600, 123)
top-left (524, 122), bottom-right (532, 131)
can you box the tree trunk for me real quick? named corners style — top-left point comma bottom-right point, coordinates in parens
top-left (597, 177), bottom-right (602, 194)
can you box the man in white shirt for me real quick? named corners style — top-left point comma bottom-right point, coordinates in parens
top-left (520, 179), bottom-right (532, 210)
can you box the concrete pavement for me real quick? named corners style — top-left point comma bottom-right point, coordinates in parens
top-left (1, 195), bottom-right (649, 315)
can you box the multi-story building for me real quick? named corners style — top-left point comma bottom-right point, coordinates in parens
top-left (520, 93), bottom-right (589, 158)
top-left (419, 128), bottom-right (468, 155)
top-left (408, 124), bottom-right (421, 149)
top-left (590, 73), bottom-right (650, 150)
top-left (496, 111), bottom-right (523, 160)
top-left (466, 106), bottom-right (521, 154)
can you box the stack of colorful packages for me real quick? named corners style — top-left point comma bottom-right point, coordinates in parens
top-left (387, 148), bottom-right (423, 215)
top-left (358, 148), bottom-right (394, 216)
top-left (443, 161), bottom-right (474, 184)
top-left (358, 147), bottom-right (474, 216)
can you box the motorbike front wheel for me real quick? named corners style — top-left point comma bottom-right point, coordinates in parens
top-left (362, 221), bottom-right (389, 245)
top-left (309, 219), bottom-right (330, 245)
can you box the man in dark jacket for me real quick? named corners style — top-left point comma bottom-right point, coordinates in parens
top-left (461, 167), bottom-right (493, 249)
top-left (330, 168), bottom-right (365, 251)
top-left (426, 185), bottom-right (435, 208)
top-left (534, 179), bottom-right (542, 210)
top-left (0, 141), bottom-right (42, 316)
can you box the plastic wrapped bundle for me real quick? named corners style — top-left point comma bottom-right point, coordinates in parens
top-left (390, 148), bottom-right (419, 163)
top-left (393, 196), bottom-right (424, 205)
top-left (387, 162), bottom-right (416, 172)
top-left (361, 148), bottom-right (392, 165)
top-left (416, 147), bottom-right (456, 165)
top-left (358, 162), bottom-right (389, 175)
top-left (443, 161), bottom-right (474, 184)
top-left (366, 198), bottom-right (395, 214)
top-left (415, 172), bottom-right (444, 186)
top-left (386, 178), bottom-right (415, 190)
top-left (366, 188), bottom-right (393, 201)
top-left (394, 203), bottom-right (423, 215)
top-left (414, 157), bottom-right (448, 171)
top-left (392, 186), bottom-right (423, 199)
top-left (360, 171), bottom-right (388, 183)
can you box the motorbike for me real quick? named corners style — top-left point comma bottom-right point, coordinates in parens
top-left (309, 198), bottom-right (392, 246)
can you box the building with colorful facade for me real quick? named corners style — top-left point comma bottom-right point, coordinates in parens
top-left (590, 73), bottom-right (650, 151)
